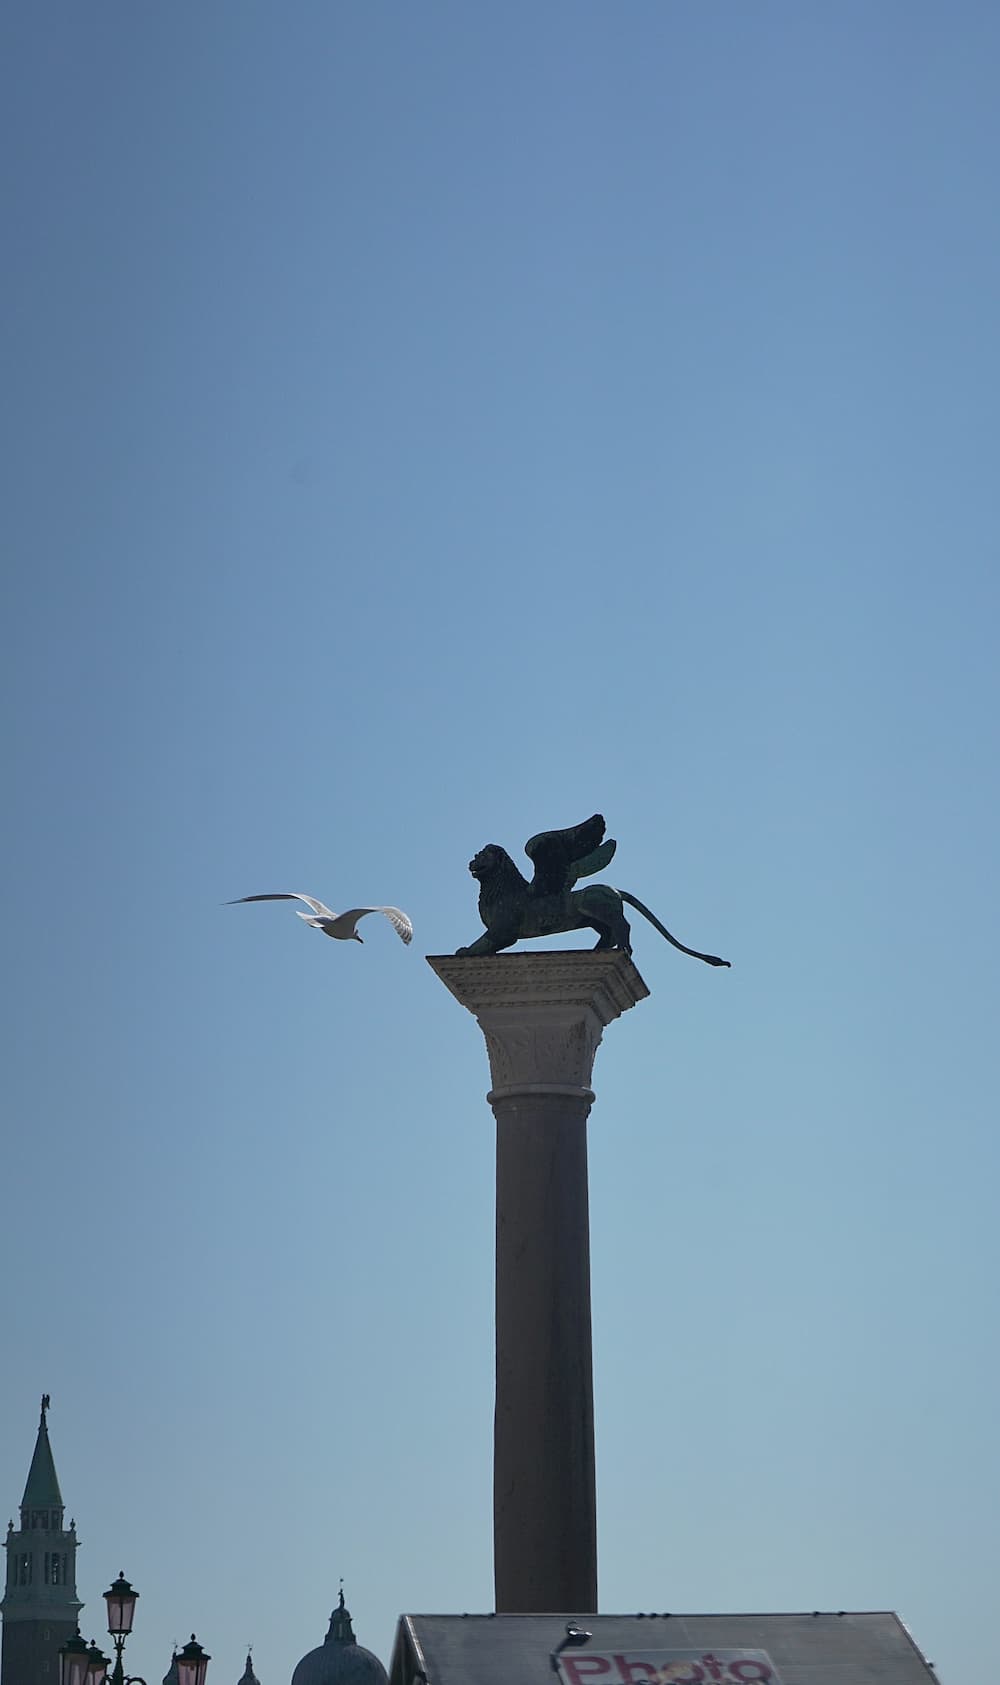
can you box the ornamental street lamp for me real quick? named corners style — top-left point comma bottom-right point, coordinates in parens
top-left (105, 1573), bottom-right (138, 1642)
top-left (176, 1636), bottom-right (211, 1685)
top-left (59, 1633), bottom-right (91, 1685)
top-left (102, 1570), bottom-right (144, 1685)
top-left (59, 1574), bottom-right (209, 1685)
top-left (59, 1637), bottom-right (110, 1685)
top-left (85, 1642), bottom-right (112, 1685)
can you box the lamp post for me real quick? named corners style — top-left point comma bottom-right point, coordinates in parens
top-left (58, 1574), bottom-right (209, 1685)
top-left (104, 1573), bottom-right (139, 1685)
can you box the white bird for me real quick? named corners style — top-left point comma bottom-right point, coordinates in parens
top-left (227, 892), bottom-right (413, 945)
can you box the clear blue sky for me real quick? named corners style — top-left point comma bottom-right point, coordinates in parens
top-left (3, 4), bottom-right (997, 1683)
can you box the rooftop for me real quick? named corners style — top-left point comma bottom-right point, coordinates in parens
top-left (389, 1612), bottom-right (938, 1685)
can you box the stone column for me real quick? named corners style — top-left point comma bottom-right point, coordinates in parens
top-left (428, 950), bottom-right (649, 1615)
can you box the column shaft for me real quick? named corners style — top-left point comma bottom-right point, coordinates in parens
top-left (428, 951), bottom-right (649, 1616)
top-left (493, 1092), bottom-right (596, 1612)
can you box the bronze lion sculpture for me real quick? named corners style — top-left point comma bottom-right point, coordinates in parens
top-left (456, 814), bottom-right (730, 966)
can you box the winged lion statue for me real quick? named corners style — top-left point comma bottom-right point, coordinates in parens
top-left (456, 814), bottom-right (730, 966)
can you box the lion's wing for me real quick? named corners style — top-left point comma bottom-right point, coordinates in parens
top-left (566, 838), bottom-right (617, 885)
top-left (524, 814), bottom-right (610, 896)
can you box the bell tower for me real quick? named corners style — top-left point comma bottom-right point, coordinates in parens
top-left (2, 1396), bottom-right (83, 1685)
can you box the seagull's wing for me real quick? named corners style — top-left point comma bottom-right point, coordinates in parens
top-left (226, 892), bottom-right (337, 918)
top-left (341, 906), bottom-right (414, 945)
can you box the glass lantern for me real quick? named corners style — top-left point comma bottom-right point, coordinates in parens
top-left (104, 1573), bottom-right (139, 1637)
top-left (85, 1641), bottom-right (110, 1685)
top-left (59, 1632), bottom-right (91, 1685)
top-left (176, 1635), bottom-right (210, 1685)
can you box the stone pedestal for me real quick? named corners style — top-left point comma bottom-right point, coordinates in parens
top-left (428, 950), bottom-right (649, 1615)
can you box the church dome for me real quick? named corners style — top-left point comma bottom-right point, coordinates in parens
top-left (291, 1593), bottom-right (387, 1685)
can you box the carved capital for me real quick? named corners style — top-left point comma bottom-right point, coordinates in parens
top-left (427, 950), bottom-right (649, 1105)
top-left (479, 1008), bottom-right (604, 1101)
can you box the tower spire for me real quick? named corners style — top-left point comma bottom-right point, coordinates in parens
top-left (20, 1397), bottom-right (63, 1518)
top-left (2, 1396), bottom-right (83, 1685)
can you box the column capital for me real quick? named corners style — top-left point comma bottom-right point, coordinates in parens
top-left (427, 950), bottom-right (649, 1103)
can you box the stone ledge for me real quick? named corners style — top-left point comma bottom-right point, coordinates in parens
top-left (427, 949), bottom-right (649, 1024)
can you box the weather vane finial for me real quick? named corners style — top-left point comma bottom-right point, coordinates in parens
top-left (40, 1394), bottom-right (50, 1424)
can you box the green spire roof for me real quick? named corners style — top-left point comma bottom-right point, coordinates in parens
top-left (21, 1395), bottom-right (63, 1510)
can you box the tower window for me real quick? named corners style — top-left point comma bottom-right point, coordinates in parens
top-left (18, 1553), bottom-right (32, 1585)
top-left (50, 1553), bottom-right (61, 1584)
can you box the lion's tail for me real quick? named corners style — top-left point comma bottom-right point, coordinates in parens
top-left (617, 891), bottom-right (731, 967)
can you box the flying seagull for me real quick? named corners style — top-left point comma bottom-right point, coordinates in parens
top-left (227, 893), bottom-right (413, 945)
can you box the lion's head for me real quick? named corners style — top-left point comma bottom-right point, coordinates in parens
top-left (466, 844), bottom-right (531, 940)
top-left (469, 844), bottom-right (521, 884)
top-left (469, 843), bottom-right (533, 896)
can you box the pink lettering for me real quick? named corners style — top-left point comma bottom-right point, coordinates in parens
top-left (700, 1659), bottom-right (724, 1682)
top-left (729, 1666), bottom-right (771, 1683)
top-left (560, 1659), bottom-right (612, 1685)
top-left (612, 1659), bottom-right (662, 1685)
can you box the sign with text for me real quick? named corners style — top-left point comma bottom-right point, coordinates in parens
top-left (556, 1651), bottom-right (782, 1685)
